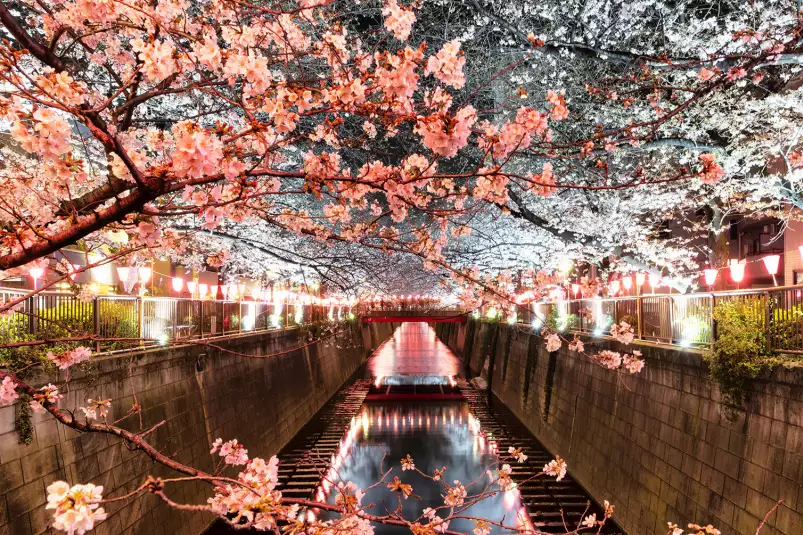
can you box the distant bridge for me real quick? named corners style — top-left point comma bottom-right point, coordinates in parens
top-left (360, 310), bottom-right (467, 323)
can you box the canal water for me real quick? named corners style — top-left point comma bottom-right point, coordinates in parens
top-left (316, 401), bottom-right (525, 535)
top-left (208, 322), bottom-right (622, 534)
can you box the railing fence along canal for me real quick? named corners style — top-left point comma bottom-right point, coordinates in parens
top-left (0, 286), bottom-right (348, 352)
top-left (476, 284), bottom-right (803, 354)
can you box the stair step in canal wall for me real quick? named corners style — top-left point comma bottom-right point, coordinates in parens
top-left (460, 387), bottom-right (624, 534)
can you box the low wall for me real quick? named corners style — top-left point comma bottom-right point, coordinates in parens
top-left (436, 321), bottom-right (803, 535)
top-left (0, 321), bottom-right (396, 535)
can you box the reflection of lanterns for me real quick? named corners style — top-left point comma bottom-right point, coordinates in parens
top-left (609, 280), bottom-right (620, 295)
top-left (171, 277), bottom-right (184, 293)
top-left (138, 267), bottom-right (152, 283)
top-left (622, 276), bottom-right (633, 291)
top-left (198, 283), bottom-right (209, 298)
top-left (704, 269), bottom-right (718, 287)
top-left (729, 262), bottom-right (745, 284)
top-left (187, 281), bottom-right (197, 296)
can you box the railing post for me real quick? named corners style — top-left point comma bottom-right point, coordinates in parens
top-left (668, 296), bottom-right (674, 345)
top-left (137, 296), bottom-right (144, 345)
top-left (709, 295), bottom-right (715, 348)
top-left (636, 296), bottom-right (643, 340)
top-left (199, 300), bottom-right (204, 339)
top-left (765, 291), bottom-right (772, 353)
top-left (93, 297), bottom-right (101, 353)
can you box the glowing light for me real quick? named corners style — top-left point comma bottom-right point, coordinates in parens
top-left (67, 264), bottom-right (79, 281)
top-left (531, 318), bottom-right (543, 331)
top-left (622, 276), bottom-right (633, 291)
top-left (198, 283), bottom-right (209, 298)
top-left (763, 254), bottom-right (781, 276)
top-left (635, 273), bottom-right (646, 286)
top-left (171, 277), bottom-right (184, 292)
top-left (210, 285), bottom-right (218, 299)
top-left (558, 256), bottom-right (573, 273)
top-left (609, 280), bottom-right (620, 295)
top-left (138, 267), bottom-right (152, 283)
top-left (648, 273), bottom-right (661, 288)
top-left (187, 281), bottom-right (197, 296)
top-left (571, 283), bottom-right (580, 297)
top-left (729, 262), bottom-right (745, 283)
top-left (800, 245), bottom-right (803, 262)
top-left (237, 283), bottom-right (246, 298)
top-left (116, 267), bottom-right (131, 282)
top-left (29, 267), bottom-right (44, 280)
top-left (157, 333), bottom-right (169, 346)
top-left (704, 269), bottom-right (718, 287)
top-left (486, 307), bottom-right (498, 319)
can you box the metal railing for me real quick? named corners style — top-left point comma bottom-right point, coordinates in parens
top-left (0, 288), bottom-right (345, 353)
top-left (486, 285), bottom-right (803, 354)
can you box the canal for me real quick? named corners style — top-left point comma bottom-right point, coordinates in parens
top-left (208, 322), bottom-right (623, 534)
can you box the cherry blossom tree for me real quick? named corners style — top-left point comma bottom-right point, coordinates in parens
top-left (0, 0), bottom-right (800, 531)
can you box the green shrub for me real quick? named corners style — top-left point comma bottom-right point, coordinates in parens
top-left (705, 297), bottom-right (770, 410)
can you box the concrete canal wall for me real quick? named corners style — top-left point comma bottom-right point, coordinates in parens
top-left (0, 321), bottom-right (396, 535)
top-left (436, 321), bottom-right (803, 535)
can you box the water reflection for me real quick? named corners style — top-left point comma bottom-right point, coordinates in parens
top-left (368, 323), bottom-right (462, 382)
top-left (316, 402), bottom-right (527, 535)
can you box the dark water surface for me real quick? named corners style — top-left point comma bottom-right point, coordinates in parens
top-left (315, 401), bottom-right (525, 535)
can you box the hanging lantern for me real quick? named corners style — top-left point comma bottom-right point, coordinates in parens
top-left (237, 283), bottom-right (246, 298)
top-left (609, 280), bottom-right (620, 295)
top-left (571, 283), bottom-right (580, 297)
top-left (29, 266), bottom-right (45, 281)
top-left (762, 255), bottom-right (781, 276)
top-left (648, 273), bottom-right (660, 288)
top-left (138, 266), bottom-right (152, 283)
top-left (116, 266), bottom-right (131, 282)
top-left (171, 277), bottom-right (184, 293)
top-left (622, 276), bottom-right (633, 291)
top-left (211, 285), bottom-right (219, 299)
top-left (187, 281), bottom-right (197, 296)
top-left (703, 269), bottom-right (718, 287)
top-left (635, 273), bottom-right (646, 287)
top-left (729, 262), bottom-right (745, 283)
top-left (198, 283), bottom-right (209, 298)
top-left (799, 245), bottom-right (803, 262)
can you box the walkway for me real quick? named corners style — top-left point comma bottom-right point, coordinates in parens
top-left (366, 321), bottom-right (463, 381)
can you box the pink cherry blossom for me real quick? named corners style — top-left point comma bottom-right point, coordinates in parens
top-left (382, 0), bottom-right (416, 41)
top-left (425, 40), bottom-right (466, 89)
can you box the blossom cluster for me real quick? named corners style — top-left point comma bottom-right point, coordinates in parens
top-left (594, 349), bottom-right (645, 374)
top-left (0, 376), bottom-right (19, 406)
top-left (46, 481), bottom-right (107, 534)
top-left (543, 456), bottom-right (567, 481)
top-left (47, 346), bottom-right (92, 370)
top-left (211, 438), bottom-right (249, 466)
top-left (609, 321), bottom-right (635, 345)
